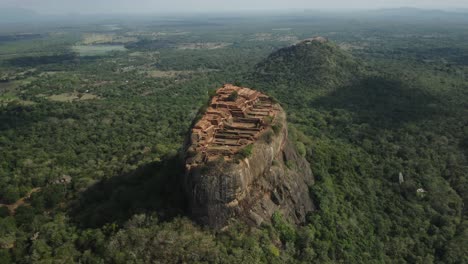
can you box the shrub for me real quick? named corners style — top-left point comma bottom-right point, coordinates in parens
top-left (272, 211), bottom-right (297, 244)
top-left (237, 144), bottom-right (253, 159)
top-left (263, 116), bottom-right (274, 125)
top-left (296, 142), bottom-right (306, 157)
top-left (0, 207), bottom-right (9, 218)
top-left (272, 123), bottom-right (282, 134)
top-left (1, 187), bottom-right (20, 204)
top-left (208, 88), bottom-right (217, 98)
top-left (227, 91), bottom-right (238, 101)
top-left (285, 160), bottom-right (295, 169)
top-left (268, 244), bottom-right (280, 257)
top-left (262, 130), bottom-right (274, 143)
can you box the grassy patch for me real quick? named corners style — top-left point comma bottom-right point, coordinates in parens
top-left (81, 33), bottom-right (137, 45)
top-left (236, 144), bottom-right (254, 160)
top-left (48, 92), bottom-right (99, 102)
top-left (72, 45), bottom-right (127, 56)
top-left (0, 92), bottom-right (19, 105)
top-left (0, 92), bottom-right (35, 106)
top-left (147, 70), bottom-right (193, 78)
top-left (272, 123), bottom-right (282, 134)
top-left (0, 82), bottom-right (16, 93)
top-left (177, 42), bottom-right (231, 50)
top-left (129, 51), bottom-right (159, 57)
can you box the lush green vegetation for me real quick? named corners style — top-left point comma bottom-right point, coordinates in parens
top-left (0, 10), bottom-right (467, 263)
top-left (236, 144), bottom-right (254, 160)
top-left (249, 37), bottom-right (467, 263)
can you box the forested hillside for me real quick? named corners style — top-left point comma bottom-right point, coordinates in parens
top-left (248, 38), bottom-right (467, 262)
top-left (0, 12), bottom-right (467, 263)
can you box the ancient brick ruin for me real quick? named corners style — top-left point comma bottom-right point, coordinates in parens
top-left (186, 84), bottom-right (278, 166)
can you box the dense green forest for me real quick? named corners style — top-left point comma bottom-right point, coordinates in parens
top-left (0, 11), bottom-right (467, 263)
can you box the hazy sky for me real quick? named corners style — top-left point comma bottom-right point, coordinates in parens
top-left (1, 0), bottom-right (468, 14)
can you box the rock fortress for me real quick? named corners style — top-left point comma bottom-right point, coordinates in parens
top-left (186, 83), bottom-right (279, 166)
top-left (183, 84), bottom-right (314, 228)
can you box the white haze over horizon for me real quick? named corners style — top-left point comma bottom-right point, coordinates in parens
top-left (1, 0), bottom-right (468, 15)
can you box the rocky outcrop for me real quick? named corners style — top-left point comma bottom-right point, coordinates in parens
top-left (301, 36), bottom-right (328, 44)
top-left (183, 85), bottom-right (314, 228)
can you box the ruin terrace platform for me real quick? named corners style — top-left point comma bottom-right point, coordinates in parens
top-left (186, 84), bottom-right (278, 165)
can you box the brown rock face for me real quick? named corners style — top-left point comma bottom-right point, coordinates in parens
top-left (184, 84), bottom-right (314, 228)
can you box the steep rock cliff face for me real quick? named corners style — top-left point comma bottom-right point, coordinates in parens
top-left (184, 108), bottom-right (314, 228)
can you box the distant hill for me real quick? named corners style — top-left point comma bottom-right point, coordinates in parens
top-left (361, 7), bottom-right (468, 22)
top-left (247, 35), bottom-right (467, 264)
top-left (251, 37), bottom-right (363, 106)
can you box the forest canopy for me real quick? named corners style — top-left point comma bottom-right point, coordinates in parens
top-left (0, 11), bottom-right (467, 263)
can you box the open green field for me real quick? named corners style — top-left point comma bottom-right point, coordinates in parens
top-left (0, 91), bottom-right (18, 101)
top-left (48, 92), bottom-right (99, 102)
top-left (72, 45), bottom-right (127, 56)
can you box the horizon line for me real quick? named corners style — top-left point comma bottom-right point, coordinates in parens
top-left (4, 6), bottom-right (468, 16)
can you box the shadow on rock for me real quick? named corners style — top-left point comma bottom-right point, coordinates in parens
top-left (70, 155), bottom-right (188, 229)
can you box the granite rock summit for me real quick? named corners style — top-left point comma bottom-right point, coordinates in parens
top-left (183, 84), bottom-right (314, 228)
